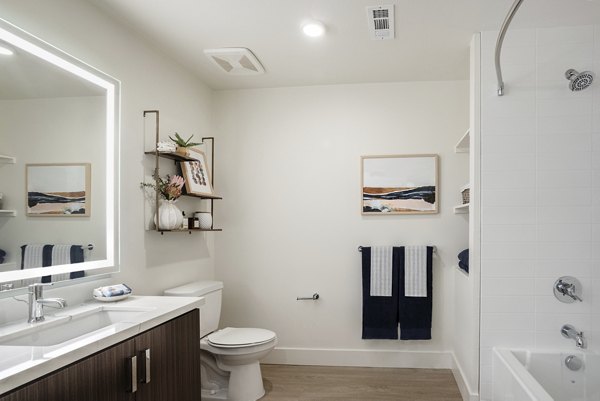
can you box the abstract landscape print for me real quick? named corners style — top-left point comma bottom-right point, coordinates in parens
top-left (26, 164), bottom-right (91, 216)
top-left (361, 155), bottom-right (438, 215)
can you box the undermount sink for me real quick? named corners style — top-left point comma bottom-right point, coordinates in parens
top-left (0, 306), bottom-right (154, 347)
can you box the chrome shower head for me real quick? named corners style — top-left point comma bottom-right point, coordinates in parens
top-left (565, 69), bottom-right (594, 91)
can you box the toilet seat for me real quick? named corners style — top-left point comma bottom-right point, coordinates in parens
top-left (207, 327), bottom-right (276, 348)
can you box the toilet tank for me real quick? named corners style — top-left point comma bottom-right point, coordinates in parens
top-left (163, 280), bottom-right (223, 338)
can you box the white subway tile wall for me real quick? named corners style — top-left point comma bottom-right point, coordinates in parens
top-left (480, 25), bottom-right (600, 400)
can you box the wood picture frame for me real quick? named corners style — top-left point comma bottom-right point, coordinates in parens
top-left (26, 163), bottom-right (91, 217)
top-left (361, 154), bottom-right (439, 215)
top-left (180, 150), bottom-right (214, 197)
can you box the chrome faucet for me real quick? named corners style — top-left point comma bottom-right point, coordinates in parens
top-left (561, 324), bottom-right (586, 349)
top-left (28, 283), bottom-right (67, 323)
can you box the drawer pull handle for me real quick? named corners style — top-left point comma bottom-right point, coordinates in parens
top-left (142, 348), bottom-right (151, 383)
top-left (128, 355), bottom-right (138, 393)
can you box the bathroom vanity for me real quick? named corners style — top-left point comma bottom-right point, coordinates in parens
top-left (0, 296), bottom-right (203, 401)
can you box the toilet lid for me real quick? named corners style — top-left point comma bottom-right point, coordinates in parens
top-left (207, 327), bottom-right (276, 348)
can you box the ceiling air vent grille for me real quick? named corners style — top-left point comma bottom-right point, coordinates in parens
top-left (204, 48), bottom-right (265, 75)
top-left (366, 5), bottom-right (395, 40)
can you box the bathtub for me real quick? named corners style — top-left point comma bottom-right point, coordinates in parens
top-left (493, 348), bottom-right (600, 401)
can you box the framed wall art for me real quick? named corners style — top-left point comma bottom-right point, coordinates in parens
top-left (26, 163), bottom-right (91, 216)
top-left (180, 150), bottom-right (214, 197)
top-left (361, 154), bottom-right (438, 215)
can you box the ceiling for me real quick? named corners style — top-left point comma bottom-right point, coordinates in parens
top-left (87, 0), bottom-right (600, 91)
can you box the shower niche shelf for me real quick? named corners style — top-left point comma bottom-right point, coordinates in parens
top-left (453, 204), bottom-right (469, 214)
top-left (453, 183), bottom-right (470, 214)
top-left (143, 110), bottom-right (222, 234)
top-left (454, 129), bottom-right (470, 213)
top-left (0, 155), bottom-right (16, 164)
top-left (454, 130), bottom-right (470, 153)
top-left (0, 262), bottom-right (16, 272)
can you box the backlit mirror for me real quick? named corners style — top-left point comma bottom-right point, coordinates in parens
top-left (0, 18), bottom-right (119, 291)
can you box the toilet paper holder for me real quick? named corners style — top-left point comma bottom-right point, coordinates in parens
top-left (296, 293), bottom-right (319, 301)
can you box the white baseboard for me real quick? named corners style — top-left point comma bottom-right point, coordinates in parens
top-left (451, 353), bottom-right (479, 401)
top-left (263, 346), bottom-right (453, 369)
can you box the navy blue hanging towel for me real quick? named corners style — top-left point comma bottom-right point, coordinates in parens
top-left (398, 246), bottom-right (433, 340)
top-left (361, 246), bottom-right (401, 339)
top-left (458, 249), bottom-right (469, 274)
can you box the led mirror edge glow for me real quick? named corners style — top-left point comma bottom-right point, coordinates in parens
top-left (106, 82), bottom-right (121, 269)
top-left (0, 18), bottom-right (121, 282)
top-left (0, 45), bottom-right (13, 56)
top-left (0, 27), bottom-right (113, 90)
top-left (1, 261), bottom-right (113, 282)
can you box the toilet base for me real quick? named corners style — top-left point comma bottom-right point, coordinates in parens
top-left (201, 388), bottom-right (228, 401)
top-left (217, 360), bottom-right (265, 401)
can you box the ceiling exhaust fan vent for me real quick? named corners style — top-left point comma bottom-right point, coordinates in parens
top-left (366, 5), bottom-right (395, 40)
top-left (204, 48), bottom-right (265, 75)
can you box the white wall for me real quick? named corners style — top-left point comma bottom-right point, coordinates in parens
top-left (213, 81), bottom-right (469, 367)
top-left (0, 97), bottom-right (106, 268)
top-left (479, 26), bottom-right (600, 400)
top-left (452, 36), bottom-right (481, 401)
top-left (0, 0), bottom-right (215, 298)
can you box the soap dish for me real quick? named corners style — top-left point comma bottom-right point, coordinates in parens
top-left (93, 293), bottom-right (131, 302)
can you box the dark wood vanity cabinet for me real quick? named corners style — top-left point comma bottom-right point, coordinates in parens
top-left (0, 310), bottom-right (200, 401)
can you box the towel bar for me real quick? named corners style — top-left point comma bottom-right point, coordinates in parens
top-left (81, 244), bottom-right (94, 250)
top-left (296, 293), bottom-right (319, 301)
top-left (358, 246), bottom-right (436, 253)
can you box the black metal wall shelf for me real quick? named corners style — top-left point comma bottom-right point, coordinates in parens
top-left (143, 110), bottom-right (222, 234)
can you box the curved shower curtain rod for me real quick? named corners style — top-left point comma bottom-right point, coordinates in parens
top-left (495, 0), bottom-right (526, 96)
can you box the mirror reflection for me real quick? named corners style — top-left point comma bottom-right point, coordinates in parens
top-left (0, 19), bottom-right (119, 290)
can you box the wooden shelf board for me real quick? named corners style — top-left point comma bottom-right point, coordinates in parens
top-left (453, 204), bottom-right (469, 214)
top-left (454, 130), bottom-right (470, 153)
top-left (182, 193), bottom-right (222, 200)
top-left (0, 210), bottom-right (17, 217)
top-left (144, 150), bottom-right (198, 162)
top-left (157, 228), bottom-right (223, 233)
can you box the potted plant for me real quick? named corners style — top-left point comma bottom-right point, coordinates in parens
top-left (140, 174), bottom-right (185, 230)
top-left (169, 132), bottom-right (202, 156)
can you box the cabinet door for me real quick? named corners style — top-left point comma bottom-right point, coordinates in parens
top-left (0, 338), bottom-right (136, 401)
top-left (135, 310), bottom-right (200, 401)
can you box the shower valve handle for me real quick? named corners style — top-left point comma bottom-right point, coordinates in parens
top-left (554, 277), bottom-right (583, 303)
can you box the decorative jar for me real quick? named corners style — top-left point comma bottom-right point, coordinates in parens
top-left (194, 212), bottom-right (213, 230)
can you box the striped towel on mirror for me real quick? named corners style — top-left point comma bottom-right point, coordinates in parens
top-left (20, 244), bottom-right (85, 285)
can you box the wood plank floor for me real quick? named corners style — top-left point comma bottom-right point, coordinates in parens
top-left (260, 364), bottom-right (463, 401)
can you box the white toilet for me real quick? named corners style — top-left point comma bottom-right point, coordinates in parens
top-left (164, 280), bottom-right (277, 401)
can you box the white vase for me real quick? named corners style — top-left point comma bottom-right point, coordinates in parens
top-left (154, 200), bottom-right (183, 230)
top-left (195, 212), bottom-right (213, 229)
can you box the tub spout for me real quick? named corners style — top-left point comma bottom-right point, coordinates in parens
top-left (561, 324), bottom-right (586, 349)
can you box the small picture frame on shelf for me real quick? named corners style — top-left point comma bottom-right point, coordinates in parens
top-left (180, 151), bottom-right (214, 197)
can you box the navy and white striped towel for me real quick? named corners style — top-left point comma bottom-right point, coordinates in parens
top-left (50, 245), bottom-right (74, 282)
top-left (21, 244), bottom-right (85, 284)
top-left (370, 246), bottom-right (393, 297)
top-left (404, 246), bottom-right (428, 297)
top-left (22, 244), bottom-right (45, 270)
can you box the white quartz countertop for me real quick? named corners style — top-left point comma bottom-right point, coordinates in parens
top-left (0, 295), bottom-right (204, 395)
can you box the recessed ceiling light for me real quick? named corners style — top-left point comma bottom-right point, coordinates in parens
top-left (302, 20), bottom-right (325, 38)
top-left (0, 45), bottom-right (14, 56)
